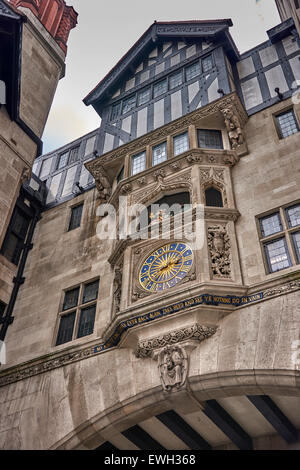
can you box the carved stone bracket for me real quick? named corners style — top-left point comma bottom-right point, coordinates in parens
top-left (135, 323), bottom-right (217, 392)
top-left (90, 164), bottom-right (112, 203)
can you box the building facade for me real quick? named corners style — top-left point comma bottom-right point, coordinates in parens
top-left (0, 5), bottom-right (300, 450)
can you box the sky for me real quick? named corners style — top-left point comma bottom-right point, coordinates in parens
top-left (41, 0), bottom-right (281, 154)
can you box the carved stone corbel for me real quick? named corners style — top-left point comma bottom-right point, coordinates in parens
top-left (219, 104), bottom-right (248, 155)
top-left (91, 163), bottom-right (112, 203)
top-left (135, 323), bottom-right (217, 392)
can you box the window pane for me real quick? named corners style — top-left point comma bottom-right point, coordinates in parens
top-left (186, 62), bottom-right (201, 81)
top-left (39, 158), bottom-right (52, 180)
top-left (2, 233), bottom-right (21, 265)
top-left (69, 147), bottom-right (80, 164)
top-left (202, 55), bottom-right (213, 73)
top-left (57, 152), bottom-right (69, 170)
top-left (198, 129), bottom-right (223, 149)
top-left (292, 231), bottom-right (300, 262)
top-left (111, 103), bottom-right (120, 120)
top-left (138, 88), bottom-right (151, 106)
top-left (68, 204), bottom-right (83, 231)
top-left (131, 151), bottom-right (146, 175)
top-left (63, 287), bottom-right (79, 311)
top-left (205, 188), bottom-right (223, 207)
top-left (153, 79), bottom-right (167, 98)
top-left (56, 312), bottom-right (76, 345)
top-left (276, 110), bottom-right (299, 138)
top-left (122, 95), bottom-right (136, 114)
top-left (260, 213), bottom-right (282, 237)
top-left (82, 280), bottom-right (99, 304)
top-left (11, 211), bottom-right (30, 238)
top-left (152, 142), bottom-right (167, 166)
top-left (173, 132), bottom-right (189, 156)
top-left (286, 204), bottom-right (300, 228)
top-left (77, 305), bottom-right (96, 338)
top-left (169, 71), bottom-right (183, 89)
top-left (117, 166), bottom-right (124, 183)
top-left (264, 238), bottom-right (291, 272)
top-left (0, 301), bottom-right (6, 318)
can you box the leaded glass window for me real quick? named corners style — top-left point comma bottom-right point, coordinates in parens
top-left (131, 151), bottom-right (146, 175)
top-left (57, 152), bottom-right (69, 170)
top-left (202, 55), bottom-right (213, 73)
top-left (173, 132), bottom-right (189, 156)
top-left (198, 129), bottom-right (223, 149)
top-left (186, 62), bottom-right (201, 81)
top-left (62, 287), bottom-right (79, 311)
top-left (286, 204), bottom-right (300, 228)
top-left (260, 213), bottom-right (282, 237)
top-left (152, 142), bottom-right (167, 166)
top-left (169, 71), bottom-right (183, 89)
top-left (292, 232), bottom-right (300, 262)
top-left (56, 312), bottom-right (76, 346)
top-left (264, 238), bottom-right (291, 272)
top-left (68, 204), bottom-right (83, 231)
top-left (138, 88), bottom-right (151, 106)
top-left (276, 110), bottom-right (299, 139)
top-left (122, 95), bottom-right (136, 114)
top-left (82, 280), bottom-right (99, 304)
top-left (77, 305), bottom-right (96, 338)
top-left (153, 79), bottom-right (167, 98)
top-left (111, 103), bottom-right (121, 120)
top-left (68, 146), bottom-right (80, 164)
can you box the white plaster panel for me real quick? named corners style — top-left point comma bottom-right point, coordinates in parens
top-left (177, 41), bottom-right (185, 50)
top-left (79, 159), bottom-right (93, 187)
top-left (241, 77), bottom-right (263, 109)
top-left (46, 173), bottom-right (61, 204)
top-left (103, 133), bottom-right (115, 153)
top-left (125, 77), bottom-right (135, 92)
top-left (136, 107), bottom-right (148, 137)
top-left (282, 35), bottom-right (299, 56)
top-left (163, 42), bottom-right (172, 52)
top-left (39, 158), bottom-right (52, 179)
top-left (171, 90), bottom-right (182, 121)
top-left (61, 165), bottom-right (77, 197)
top-left (121, 116), bottom-right (132, 134)
top-left (155, 62), bottom-right (165, 75)
top-left (186, 44), bottom-right (196, 59)
top-left (265, 65), bottom-right (289, 98)
top-left (237, 56), bottom-right (255, 79)
top-left (188, 81), bottom-right (200, 103)
top-left (170, 53), bottom-right (180, 67)
top-left (259, 45), bottom-right (278, 67)
top-left (289, 56), bottom-right (300, 82)
top-left (149, 47), bottom-right (158, 58)
top-left (84, 136), bottom-right (96, 156)
top-left (154, 99), bottom-right (165, 129)
top-left (207, 77), bottom-right (219, 103)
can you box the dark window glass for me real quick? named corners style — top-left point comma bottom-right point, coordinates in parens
top-left (1, 208), bottom-right (30, 265)
top-left (198, 129), bottom-right (223, 149)
top-left (138, 88), bottom-right (151, 106)
top-left (202, 55), bottom-right (213, 73)
top-left (82, 280), bottom-right (99, 304)
top-left (292, 231), bottom-right (300, 262)
top-left (153, 79), bottom-right (167, 98)
top-left (205, 188), bottom-right (223, 207)
top-left (117, 166), bottom-right (124, 183)
top-left (152, 142), bottom-right (167, 166)
top-left (286, 204), bottom-right (300, 228)
top-left (111, 103), bottom-right (121, 120)
top-left (186, 62), bottom-right (201, 81)
top-left (173, 132), bottom-right (189, 156)
top-left (77, 305), bottom-right (96, 338)
top-left (69, 147), bottom-right (80, 164)
top-left (122, 95), bottom-right (136, 114)
top-left (57, 152), bottom-right (69, 170)
top-left (0, 301), bottom-right (6, 319)
top-left (295, 0), bottom-right (299, 9)
top-left (276, 110), bottom-right (299, 138)
top-left (169, 71), bottom-right (183, 89)
top-left (260, 213), bottom-right (282, 237)
top-left (56, 312), bottom-right (76, 345)
top-left (264, 237), bottom-right (291, 272)
top-left (63, 287), bottom-right (79, 311)
top-left (68, 204), bottom-right (83, 231)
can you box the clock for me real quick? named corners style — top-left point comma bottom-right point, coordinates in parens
top-left (139, 242), bottom-right (193, 293)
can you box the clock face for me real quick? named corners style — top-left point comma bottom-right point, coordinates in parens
top-left (139, 242), bottom-right (193, 293)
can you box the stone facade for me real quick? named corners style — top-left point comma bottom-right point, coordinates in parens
top-left (0, 11), bottom-right (300, 450)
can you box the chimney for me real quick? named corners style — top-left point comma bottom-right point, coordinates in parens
top-left (9, 0), bottom-right (78, 54)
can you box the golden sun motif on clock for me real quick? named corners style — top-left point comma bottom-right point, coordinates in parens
top-left (139, 242), bottom-right (193, 293)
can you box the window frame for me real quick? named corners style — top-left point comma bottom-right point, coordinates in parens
top-left (56, 145), bottom-right (80, 171)
top-left (131, 151), bottom-right (146, 176)
top-left (173, 131), bottom-right (190, 156)
top-left (152, 141), bottom-right (167, 166)
top-left (197, 128), bottom-right (223, 150)
top-left (257, 203), bottom-right (300, 274)
top-left (55, 279), bottom-right (99, 346)
top-left (68, 203), bottom-right (83, 232)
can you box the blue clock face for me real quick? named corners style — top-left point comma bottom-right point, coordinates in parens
top-left (139, 242), bottom-right (193, 293)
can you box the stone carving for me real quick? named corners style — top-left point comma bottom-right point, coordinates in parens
top-left (153, 168), bottom-right (166, 182)
top-left (170, 161), bottom-right (181, 171)
top-left (187, 154), bottom-right (202, 164)
top-left (21, 166), bottom-right (31, 184)
top-left (131, 290), bottom-right (149, 302)
top-left (135, 323), bottom-right (217, 358)
top-left (158, 345), bottom-right (188, 391)
top-left (121, 183), bottom-right (132, 194)
top-left (200, 168), bottom-right (228, 207)
top-left (208, 225), bottom-right (231, 278)
top-left (221, 106), bottom-right (244, 150)
top-left (263, 280), bottom-right (300, 298)
top-left (113, 263), bottom-right (123, 312)
top-left (137, 177), bottom-right (146, 186)
top-left (92, 165), bottom-right (111, 202)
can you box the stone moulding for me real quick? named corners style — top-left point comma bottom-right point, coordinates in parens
top-left (0, 278), bottom-right (299, 388)
top-left (135, 323), bottom-right (217, 358)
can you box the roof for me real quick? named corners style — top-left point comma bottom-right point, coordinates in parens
top-left (83, 19), bottom-right (238, 108)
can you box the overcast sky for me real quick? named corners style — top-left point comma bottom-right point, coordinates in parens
top-left (41, 0), bottom-right (281, 154)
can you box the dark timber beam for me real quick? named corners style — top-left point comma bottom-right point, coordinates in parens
top-left (247, 395), bottom-right (298, 444)
top-left (122, 425), bottom-right (165, 450)
top-left (203, 400), bottom-right (253, 450)
top-left (156, 410), bottom-right (211, 450)
top-left (95, 441), bottom-right (118, 450)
